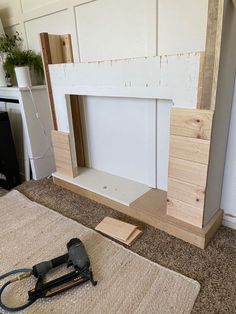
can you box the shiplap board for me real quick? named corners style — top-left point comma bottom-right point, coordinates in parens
top-left (170, 108), bottom-right (213, 140)
top-left (158, 0), bottom-right (208, 55)
top-left (169, 157), bottom-right (208, 187)
top-left (170, 135), bottom-right (210, 165)
top-left (82, 96), bottom-right (156, 187)
top-left (24, 10), bottom-right (72, 52)
top-left (53, 168), bottom-right (151, 206)
top-left (75, 0), bottom-right (156, 62)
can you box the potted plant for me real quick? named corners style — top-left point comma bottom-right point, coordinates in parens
top-left (3, 49), bottom-right (44, 87)
top-left (0, 32), bottom-right (22, 86)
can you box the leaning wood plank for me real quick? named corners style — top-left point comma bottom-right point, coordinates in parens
top-left (199, 0), bottom-right (224, 110)
top-left (170, 108), bottom-right (213, 140)
top-left (169, 157), bottom-right (208, 186)
top-left (69, 95), bottom-right (85, 167)
top-left (233, 0), bottom-right (236, 8)
top-left (40, 33), bottom-right (58, 130)
top-left (51, 130), bottom-right (77, 178)
top-left (48, 35), bottom-right (64, 64)
top-left (168, 178), bottom-right (205, 209)
top-left (95, 217), bottom-right (137, 242)
top-left (167, 198), bottom-right (203, 228)
top-left (60, 34), bottom-right (73, 63)
top-left (170, 135), bottom-right (210, 165)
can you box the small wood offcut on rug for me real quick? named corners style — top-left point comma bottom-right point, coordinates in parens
top-left (0, 191), bottom-right (200, 313)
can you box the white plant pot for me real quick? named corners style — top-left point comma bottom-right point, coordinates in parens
top-left (15, 66), bottom-right (32, 88)
top-left (0, 64), bottom-right (7, 87)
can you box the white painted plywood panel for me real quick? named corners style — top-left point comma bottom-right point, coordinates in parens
top-left (158, 0), bottom-right (208, 55)
top-left (156, 99), bottom-right (172, 191)
top-left (24, 10), bottom-right (71, 52)
top-left (221, 78), bottom-right (236, 217)
top-left (83, 96), bottom-right (156, 187)
top-left (50, 53), bottom-right (201, 109)
top-left (21, 0), bottom-right (57, 13)
top-left (54, 168), bottom-right (151, 206)
top-left (75, 0), bottom-right (156, 62)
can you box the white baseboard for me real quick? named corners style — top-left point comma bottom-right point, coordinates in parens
top-left (223, 215), bottom-right (236, 230)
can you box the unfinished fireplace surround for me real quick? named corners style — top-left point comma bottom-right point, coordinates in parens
top-left (39, 0), bottom-right (235, 248)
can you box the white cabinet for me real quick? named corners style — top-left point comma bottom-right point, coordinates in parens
top-left (0, 86), bottom-right (55, 181)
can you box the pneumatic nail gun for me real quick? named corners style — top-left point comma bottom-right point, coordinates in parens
top-left (0, 238), bottom-right (97, 312)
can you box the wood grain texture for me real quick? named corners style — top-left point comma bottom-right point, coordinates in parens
top-left (199, 0), bottom-right (224, 110)
top-left (168, 178), bottom-right (205, 209)
top-left (167, 197), bottom-right (204, 228)
top-left (48, 34), bottom-right (64, 64)
top-left (40, 32), bottom-right (58, 130)
top-left (60, 34), bottom-right (73, 63)
top-left (51, 130), bottom-right (77, 177)
top-left (170, 135), bottom-right (210, 165)
top-left (169, 157), bottom-right (208, 187)
top-left (95, 217), bottom-right (137, 242)
top-left (70, 95), bottom-right (85, 167)
top-left (53, 177), bottom-right (223, 249)
top-left (170, 108), bottom-right (213, 140)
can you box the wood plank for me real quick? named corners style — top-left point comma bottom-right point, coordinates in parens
top-left (60, 34), bottom-right (73, 63)
top-left (48, 35), bottom-right (64, 64)
top-left (170, 135), bottom-right (210, 164)
top-left (168, 178), bottom-right (205, 209)
top-left (53, 177), bottom-right (223, 249)
top-left (167, 197), bottom-right (204, 228)
top-left (95, 217), bottom-right (137, 242)
top-left (196, 52), bottom-right (205, 108)
top-left (51, 130), bottom-right (77, 177)
top-left (198, 0), bottom-right (224, 110)
top-left (170, 108), bottom-right (213, 140)
top-left (233, 0), bottom-right (236, 9)
top-left (40, 32), bottom-right (58, 130)
top-left (169, 157), bottom-right (208, 186)
top-left (69, 95), bottom-right (85, 167)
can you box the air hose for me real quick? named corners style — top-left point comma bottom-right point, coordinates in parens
top-left (0, 268), bottom-right (34, 312)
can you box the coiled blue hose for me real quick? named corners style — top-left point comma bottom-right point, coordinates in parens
top-left (0, 268), bottom-right (35, 312)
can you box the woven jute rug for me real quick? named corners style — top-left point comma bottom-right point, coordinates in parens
top-left (0, 191), bottom-right (200, 313)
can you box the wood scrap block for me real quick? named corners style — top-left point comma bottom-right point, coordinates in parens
top-left (95, 217), bottom-right (142, 246)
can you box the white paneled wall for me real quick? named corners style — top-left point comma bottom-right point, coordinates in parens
top-left (158, 0), bottom-right (208, 55)
top-left (76, 0), bottom-right (157, 62)
top-left (2, 0), bottom-right (235, 227)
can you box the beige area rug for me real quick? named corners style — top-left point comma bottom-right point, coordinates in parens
top-left (0, 191), bottom-right (200, 313)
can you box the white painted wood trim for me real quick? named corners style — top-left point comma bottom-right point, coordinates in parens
top-left (49, 52), bottom-right (201, 118)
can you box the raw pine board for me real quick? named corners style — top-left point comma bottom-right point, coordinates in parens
top-left (167, 108), bottom-right (213, 227)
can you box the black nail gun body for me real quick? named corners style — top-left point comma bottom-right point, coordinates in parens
top-left (28, 238), bottom-right (97, 301)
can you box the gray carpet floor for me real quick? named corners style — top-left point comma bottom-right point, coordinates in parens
top-left (1, 178), bottom-right (235, 313)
